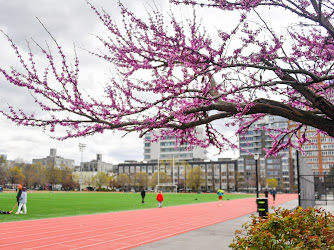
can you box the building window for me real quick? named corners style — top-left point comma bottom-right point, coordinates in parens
top-left (160, 142), bottom-right (175, 147)
top-left (161, 136), bottom-right (175, 140)
top-left (246, 160), bottom-right (255, 164)
top-left (268, 171), bottom-right (281, 175)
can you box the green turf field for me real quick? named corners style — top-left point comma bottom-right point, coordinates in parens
top-left (0, 192), bottom-right (256, 222)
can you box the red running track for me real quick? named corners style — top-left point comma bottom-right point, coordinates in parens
top-left (0, 194), bottom-right (297, 250)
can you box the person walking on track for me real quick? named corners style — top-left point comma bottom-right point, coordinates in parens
top-left (271, 188), bottom-right (277, 204)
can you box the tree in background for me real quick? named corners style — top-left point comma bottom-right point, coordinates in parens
top-left (330, 165), bottom-right (334, 175)
top-left (267, 178), bottom-right (278, 189)
top-left (244, 177), bottom-right (256, 193)
top-left (21, 162), bottom-right (49, 189)
top-left (134, 172), bottom-right (149, 190)
top-left (21, 163), bottom-right (38, 188)
top-left (61, 166), bottom-right (78, 190)
top-left (150, 171), bottom-right (172, 188)
top-left (259, 176), bottom-right (267, 191)
top-left (236, 172), bottom-right (244, 192)
top-left (182, 161), bottom-right (192, 190)
top-left (116, 173), bottom-right (130, 191)
top-left (1, 1), bottom-right (334, 156)
top-left (0, 155), bottom-right (8, 186)
top-left (46, 163), bottom-right (62, 189)
top-left (7, 166), bottom-right (25, 185)
top-left (32, 162), bottom-right (48, 189)
top-left (5, 161), bottom-right (77, 189)
top-left (93, 171), bottom-right (108, 189)
top-left (83, 175), bottom-right (95, 188)
top-left (128, 173), bottom-right (136, 191)
top-left (186, 166), bottom-right (205, 192)
top-left (107, 175), bottom-right (115, 190)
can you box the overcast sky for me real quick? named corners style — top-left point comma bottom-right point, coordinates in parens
top-left (0, 0), bottom-right (239, 165)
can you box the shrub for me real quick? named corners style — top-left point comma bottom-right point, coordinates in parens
top-left (230, 207), bottom-right (334, 249)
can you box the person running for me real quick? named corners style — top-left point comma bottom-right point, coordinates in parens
top-left (16, 186), bottom-right (27, 214)
top-left (217, 188), bottom-right (224, 206)
top-left (156, 191), bottom-right (164, 208)
top-left (141, 189), bottom-right (146, 203)
top-left (264, 189), bottom-right (269, 198)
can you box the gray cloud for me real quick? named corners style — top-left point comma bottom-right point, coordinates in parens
top-left (0, 0), bottom-right (148, 164)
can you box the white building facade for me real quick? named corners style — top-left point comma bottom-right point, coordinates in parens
top-left (32, 148), bottom-right (75, 169)
top-left (77, 154), bottom-right (114, 173)
top-left (144, 128), bottom-right (207, 161)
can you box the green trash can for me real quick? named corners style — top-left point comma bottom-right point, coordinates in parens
top-left (256, 198), bottom-right (268, 218)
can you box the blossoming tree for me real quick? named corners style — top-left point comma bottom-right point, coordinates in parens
top-left (1, 0), bottom-right (334, 156)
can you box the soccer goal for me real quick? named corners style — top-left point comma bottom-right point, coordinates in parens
top-left (155, 183), bottom-right (178, 193)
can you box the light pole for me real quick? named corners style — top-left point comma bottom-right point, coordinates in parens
top-left (172, 156), bottom-right (175, 185)
top-left (78, 143), bottom-right (86, 192)
top-left (254, 154), bottom-right (260, 198)
top-left (157, 158), bottom-right (160, 186)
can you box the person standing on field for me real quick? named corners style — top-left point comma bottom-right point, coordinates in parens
top-left (16, 184), bottom-right (22, 208)
top-left (141, 189), bottom-right (146, 203)
top-left (217, 188), bottom-right (224, 206)
top-left (156, 191), bottom-right (164, 208)
top-left (15, 186), bottom-right (27, 214)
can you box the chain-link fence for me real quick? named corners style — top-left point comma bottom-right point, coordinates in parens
top-left (299, 173), bottom-right (334, 207)
top-left (314, 174), bottom-right (334, 205)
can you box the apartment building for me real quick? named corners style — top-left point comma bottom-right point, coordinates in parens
top-left (239, 116), bottom-right (291, 192)
top-left (289, 121), bottom-right (334, 175)
top-left (32, 148), bottom-right (75, 169)
top-left (143, 128), bottom-right (207, 161)
top-left (76, 154), bottom-right (114, 173)
top-left (117, 158), bottom-right (238, 192)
